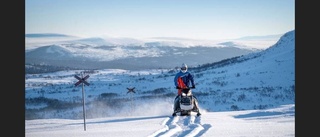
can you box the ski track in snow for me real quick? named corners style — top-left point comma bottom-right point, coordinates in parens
top-left (148, 115), bottom-right (212, 137)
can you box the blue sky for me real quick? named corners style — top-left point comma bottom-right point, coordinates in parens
top-left (25, 0), bottom-right (295, 40)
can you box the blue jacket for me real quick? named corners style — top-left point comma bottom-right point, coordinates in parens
top-left (174, 71), bottom-right (195, 87)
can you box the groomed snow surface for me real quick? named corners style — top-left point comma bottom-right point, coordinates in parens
top-left (25, 104), bottom-right (294, 137)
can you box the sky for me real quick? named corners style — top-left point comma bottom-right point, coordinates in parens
top-left (25, 30), bottom-right (295, 136)
top-left (25, 104), bottom-right (295, 137)
top-left (25, 0), bottom-right (295, 40)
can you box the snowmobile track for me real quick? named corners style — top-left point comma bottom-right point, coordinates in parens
top-left (148, 115), bottom-right (211, 137)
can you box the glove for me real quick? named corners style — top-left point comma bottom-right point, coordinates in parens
top-left (191, 86), bottom-right (195, 89)
top-left (176, 86), bottom-right (180, 89)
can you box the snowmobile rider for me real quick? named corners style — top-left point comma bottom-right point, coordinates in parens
top-left (172, 63), bottom-right (201, 116)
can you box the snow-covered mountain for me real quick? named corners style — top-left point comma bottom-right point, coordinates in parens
top-left (25, 30), bottom-right (294, 120)
top-left (25, 33), bottom-right (282, 72)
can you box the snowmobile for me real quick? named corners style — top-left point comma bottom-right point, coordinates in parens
top-left (172, 87), bottom-right (201, 117)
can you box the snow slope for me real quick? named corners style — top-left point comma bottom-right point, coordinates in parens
top-left (25, 104), bottom-right (294, 137)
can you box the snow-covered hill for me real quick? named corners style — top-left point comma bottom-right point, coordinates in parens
top-left (25, 33), bottom-right (281, 71)
top-left (25, 30), bottom-right (294, 120)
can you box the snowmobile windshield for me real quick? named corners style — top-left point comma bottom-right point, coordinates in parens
top-left (181, 89), bottom-right (192, 96)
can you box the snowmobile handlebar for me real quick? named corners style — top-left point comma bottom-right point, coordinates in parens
top-left (176, 86), bottom-right (195, 89)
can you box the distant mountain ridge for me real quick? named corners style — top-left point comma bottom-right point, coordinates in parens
top-left (25, 33), bottom-right (74, 38)
top-left (26, 33), bottom-right (284, 72)
top-left (25, 33), bottom-right (288, 73)
top-left (236, 34), bottom-right (282, 40)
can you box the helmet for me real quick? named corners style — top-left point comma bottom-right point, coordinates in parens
top-left (181, 63), bottom-right (188, 73)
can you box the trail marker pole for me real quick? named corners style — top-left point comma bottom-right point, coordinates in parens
top-left (126, 87), bottom-right (136, 115)
top-left (74, 73), bottom-right (90, 131)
